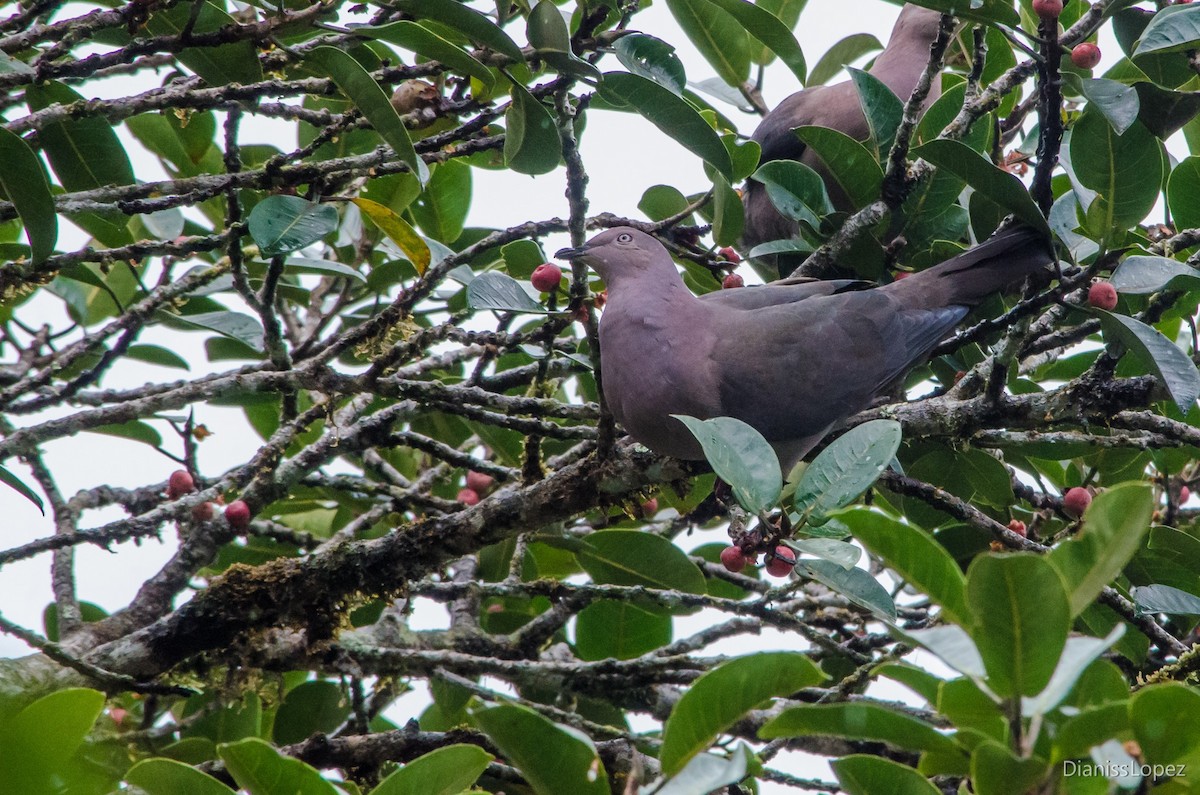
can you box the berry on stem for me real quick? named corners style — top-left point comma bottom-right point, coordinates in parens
top-left (1071, 43), bottom-right (1101, 70)
top-left (466, 470), bottom-right (494, 493)
top-left (225, 499), bottom-right (252, 529)
top-left (1063, 487), bottom-right (1092, 518)
top-left (722, 273), bottom-right (744, 290)
top-left (167, 469), bottom-right (195, 499)
top-left (1007, 519), bottom-right (1028, 538)
top-left (765, 546), bottom-right (796, 578)
top-left (1032, 0), bottom-right (1063, 20)
top-left (718, 246), bottom-right (741, 264)
top-left (192, 502), bottom-right (215, 522)
top-left (1087, 281), bottom-right (1118, 311)
top-left (531, 263), bottom-right (563, 293)
top-left (719, 545), bottom-right (747, 573)
top-left (641, 497), bottom-right (658, 517)
top-left (457, 488), bottom-right (480, 506)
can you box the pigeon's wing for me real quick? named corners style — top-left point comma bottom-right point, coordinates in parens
top-left (698, 279), bottom-right (870, 311)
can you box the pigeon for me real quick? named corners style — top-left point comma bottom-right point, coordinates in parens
top-left (557, 224), bottom-right (1052, 470)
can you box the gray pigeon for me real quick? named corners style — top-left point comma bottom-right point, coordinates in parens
top-left (742, 4), bottom-right (946, 264)
top-left (557, 225), bottom-right (1052, 471)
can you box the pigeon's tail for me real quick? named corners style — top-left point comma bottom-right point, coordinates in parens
top-left (886, 223), bottom-right (1055, 310)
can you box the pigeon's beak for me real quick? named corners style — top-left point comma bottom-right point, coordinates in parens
top-left (555, 246), bottom-right (586, 261)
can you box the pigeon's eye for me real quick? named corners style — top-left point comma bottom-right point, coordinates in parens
top-left (616, 233), bottom-right (633, 243)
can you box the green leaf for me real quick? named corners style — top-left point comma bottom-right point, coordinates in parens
top-left (1130, 683), bottom-right (1200, 767)
top-left (466, 270), bottom-right (549, 314)
top-left (1047, 483), bottom-right (1154, 617)
top-left (1131, 583), bottom-right (1200, 615)
top-left (145, 2), bottom-right (262, 86)
top-left (761, 702), bottom-right (963, 758)
top-left (90, 420), bottom-right (163, 448)
top-left (248, 196), bottom-right (338, 257)
top-left (966, 554), bottom-right (1070, 697)
top-left (504, 82), bottom-right (562, 176)
top-left (473, 705), bottom-right (609, 795)
top-left (356, 21), bottom-right (496, 90)
top-left (307, 46), bottom-right (429, 186)
top-left (900, 625), bottom-right (986, 679)
top-left (796, 559), bottom-right (896, 621)
top-left (665, 0), bottom-right (750, 87)
top-left (174, 311), bottom-right (265, 351)
top-left (914, 139), bottom-right (1051, 235)
top-left (574, 600), bottom-right (672, 660)
top-left (578, 529), bottom-right (706, 593)
top-left (655, 745), bottom-right (752, 795)
top-left (1068, 112), bottom-right (1163, 233)
top-left (701, 0), bottom-right (806, 84)
top-left (792, 419), bottom-right (901, 525)
top-left (1021, 626), bottom-right (1125, 719)
top-left (673, 415), bottom-right (781, 513)
top-left (1070, 76), bottom-right (1140, 136)
top-left (832, 755), bottom-right (941, 795)
top-left (1133, 81), bottom-right (1200, 138)
top-left (908, 447), bottom-right (1014, 511)
top-left (1093, 310), bottom-right (1200, 415)
top-left (0, 464), bottom-right (44, 514)
top-left (219, 738), bottom-right (338, 795)
top-left (1133, 4), bottom-right (1200, 56)
top-left (409, 159), bottom-right (471, 244)
top-left (0, 688), bottom-right (104, 776)
top-left (807, 33), bottom-right (881, 86)
top-left (273, 681), bottom-right (350, 745)
top-left (125, 759), bottom-right (237, 795)
top-left (659, 652), bottom-right (823, 774)
top-left (527, 1), bottom-right (601, 79)
top-left (639, 184), bottom-right (692, 222)
top-left (0, 127), bottom-right (57, 263)
top-left (793, 126), bottom-right (884, 209)
top-left (970, 741), bottom-right (1050, 795)
top-left (711, 170), bottom-right (743, 247)
top-left (1168, 156), bottom-right (1200, 231)
top-left (789, 537), bottom-right (860, 569)
top-left (1110, 254), bottom-right (1200, 294)
top-left (284, 257), bottom-right (367, 284)
top-left (838, 508), bottom-right (968, 626)
top-left (352, 197), bottom-right (431, 274)
top-left (371, 744), bottom-right (492, 795)
top-left (614, 34), bottom-right (686, 95)
top-left (393, 0), bottom-right (525, 63)
top-left (598, 72), bottom-right (734, 180)
top-left (848, 67), bottom-right (904, 161)
top-left (750, 160), bottom-right (833, 231)
top-left (1054, 703), bottom-right (1132, 762)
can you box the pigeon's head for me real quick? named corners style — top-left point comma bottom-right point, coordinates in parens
top-left (555, 227), bottom-right (671, 284)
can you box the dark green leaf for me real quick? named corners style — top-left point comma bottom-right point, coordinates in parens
top-left (357, 21), bottom-right (496, 90)
top-left (1130, 684), bottom-right (1200, 767)
top-left (474, 705), bottom-right (609, 795)
top-left (1133, 81), bottom-right (1200, 138)
top-left (808, 33), bottom-right (881, 86)
top-left (614, 34), bottom-right (686, 95)
top-left (598, 72), bottom-right (734, 179)
top-left (527, 1), bottom-right (601, 78)
top-left (1110, 254), bottom-right (1200, 294)
top-left (0, 127), bottom-right (57, 263)
top-left (1071, 76), bottom-right (1140, 136)
top-left (751, 160), bottom-right (833, 231)
top-left (393, 0), bottom-right (525, 63)
top-left (673, 415), bottom-right (781, 513)
top-left (761, 702), bottom-right (964, 757)
top-left (0, 464), bottom-right (44, 514)
top-left (89, 420), bottom-right (163, 448)
top-left (1093, 310), bottom-right (1200, 415)
top-left (796, 559), bottom-right (896, 621)
top-left (410, 160), bottom-right (471, 243)
top-left (145, 2), bottom-right (262, 86)
top-left (248, 196), bottom-right (339, 257)
top-left (966, 554), bottom-right (1070, 697)
top-left (702, 0), bottom-right (806, 84)
top-left (218, 738), bottom-right (338, 795)
top-left (1131, 583), bottom-right (1200, 615)
top-left (914, 139), bottom-right (1051, 235)
top-left (504, 82), bottom-right (562, 176)
top-left (574, 600), bottom-right (672, 660)
top-left (1047, 483), bottom-right (1153, 616)
top-left (1133, 4), bottom-right (1200, 56)
top-left (838, 508), bottom-right (968, 626)
top-left (970, 741), bottom-right (1050, 795)
top-left (175, 311), bottom-right (265, 351)
top-left (273, 682), bottom-right (350, 745)
top-left (793, 126), bottom-right (884, 209)
top-left (1067, 112), bottom-right (1163, 233)
top-left (848, 67), bottom-right (903, 161)
top-left (124, 759), bottom-right (236, 795)
top-left (466, 270), bottom-right (549, 314)
top-left (665, 0), bottom-right (750, 87)
top-left (639, 184), bottom-right (693, 222)
top-left (1168, 156), bottom-right (1200, 230)
top-left (792, 419), bottom-right (901, 525)
top-left (660, 653), bottom-right (823, 774)
top-left (371, 744), bottom-right (492, 795)
top-left (711, 170), bottom-right (743, 247)
top-left (832, 755), bottom-right (941, 795)
top-left (308, 46), bottom-right (429, 185)
top-left (578, 529), bottom-right (706, 593)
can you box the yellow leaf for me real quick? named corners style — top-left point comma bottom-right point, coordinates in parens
top-left (350, 197), bottom-right (431, 275)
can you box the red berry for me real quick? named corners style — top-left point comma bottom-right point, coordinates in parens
top-left (641, 497), bottom-right (658, 517)
top-left (225, 499), bottom-right (252, 529)
top-left (1071, 42), bottom-right (1102, 70)
top-left (1063, 487), bottom-right (1092, 518)
top-left (719, 545), bottom-right (747, 573)
top-left (718, 246), bottom-right (742, 264)
top-left (893, 271), bottom-right (911, 280)
top-left (457, 488), bottom-right (480, 506)
top-left (1087, 281), bottom-right (1118, 311)
top-left (1181, 486), bottom-right (1191, 503)
top-left (167, 469), bottom-right (195, 499)
top-left (722, 272), bottom-right (744, 289)
top-left (531, 263), bottom-right (563, 293)
top-left (1032, 0), bottom-right (1063, 20)
top-left (765, 546), bottom-right (797, 578)
top-left (191, 501), bottom-right (214, 522)
top-left (1007, 519), bottom-right (1028, 538)
top-left (109, 707), bottom-right (128, 727)
top-left (465, 470), bottom-right (494, 493)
